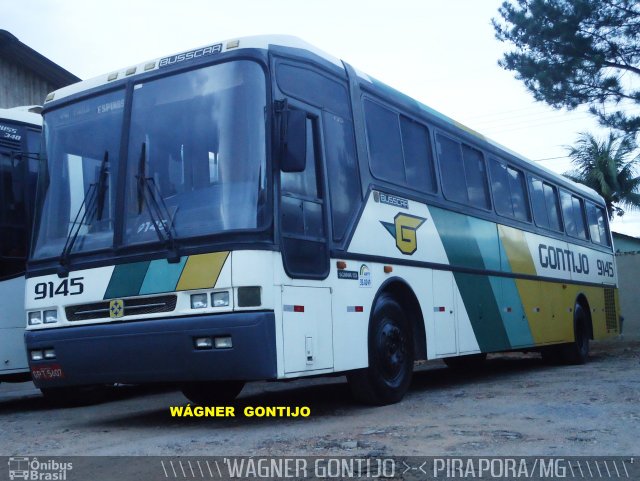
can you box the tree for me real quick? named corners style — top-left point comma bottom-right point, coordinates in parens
top-left (493, 0), bottom-right (640, 134)
top-left (564, 132), bottom-right (640, 218)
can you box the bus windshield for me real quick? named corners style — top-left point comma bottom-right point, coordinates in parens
top-left (123, 61), bottom-right (267, 246)
top-left (32, 60), bottom-right (267, 261)
top-left (0, 118), bottom-right (39, 276)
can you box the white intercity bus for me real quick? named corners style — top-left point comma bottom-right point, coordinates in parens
top-left (0, 106), bottom-right (41, 383)
top-left (25, 36), bottom-right (618, 405)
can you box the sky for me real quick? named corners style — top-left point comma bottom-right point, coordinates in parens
top-left (5, 0), bottom-right (640, 236)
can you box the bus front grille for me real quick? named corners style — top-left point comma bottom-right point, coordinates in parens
top-left (604, 288), bottom-right (617, 331)
top-left (65, 294), bottom-right (178, 321)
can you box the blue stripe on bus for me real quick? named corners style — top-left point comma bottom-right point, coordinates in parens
top-left (139, 257), bottom-right (188, 295)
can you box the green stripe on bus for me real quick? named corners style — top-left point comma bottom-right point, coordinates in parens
top-left (104, 261), bottom-right (151, 299)
top-left (430, 207), bottom-right (511, 351)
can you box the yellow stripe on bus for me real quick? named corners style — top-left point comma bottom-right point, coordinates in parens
top-left (498, 225), bottom-right (536, 276)
top-left (176, 252), bottom-right (229, 291)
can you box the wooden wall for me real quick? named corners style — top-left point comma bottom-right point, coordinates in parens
top-left (0, 56), bottom-right (56, 108)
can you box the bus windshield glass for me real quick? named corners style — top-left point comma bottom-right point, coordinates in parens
top-left (32, 90), bottom-right (125, 260)
top-left (32, 60), bottom-right (267, 261)
top-left (123, 60), bottom-right (267, 246)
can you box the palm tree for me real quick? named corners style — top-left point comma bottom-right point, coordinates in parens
top-left (564, 132), bottom-right (640, 219)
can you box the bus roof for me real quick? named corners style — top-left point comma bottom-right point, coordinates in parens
top-left (0, 105), bottom-right (42, 127)
top-left (42, 34), bottom-right (602, 203)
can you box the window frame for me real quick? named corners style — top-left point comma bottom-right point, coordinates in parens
top-left (362, 95), bottom-right (438, 196)
top-left (435, 131), bottom-right (492, 212)
top-left (488, 156), bottom-right (532, 223)
top-left (528, 175), bottom-right (563, 233)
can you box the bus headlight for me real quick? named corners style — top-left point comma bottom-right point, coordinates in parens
top-left (190, 293), bottom-right (208, 309)
top-left (28, 311), bottom-right (43, 326)
top-left (43, 309), bottom-right (58, 324)
top-left (211, 291), bottom-right (229, 307)
top-left (30, 350), bottom-right (44, 361)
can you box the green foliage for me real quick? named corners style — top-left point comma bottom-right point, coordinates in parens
top-left (494, 0), bottom-right (640, 133)
top-left (564, 132), bottom-right (640, 218)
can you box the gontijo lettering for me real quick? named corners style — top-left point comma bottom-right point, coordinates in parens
top-left (538, 244), bottom-right (589, 274)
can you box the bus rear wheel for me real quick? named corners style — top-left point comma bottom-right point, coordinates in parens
top-left (562, 304), bottom-right (590, 365)
top-left (541, 304), bottom-right (590, 365)
top-left (348, 294), bottom-right (414, 405)
top-left (181, 381), bottom-right (245, 405)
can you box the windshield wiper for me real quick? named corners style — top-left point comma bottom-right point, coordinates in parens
top-left (136, 142), bottom-right (181, 263)
top-left (58, 151), bottom-right (109, 277)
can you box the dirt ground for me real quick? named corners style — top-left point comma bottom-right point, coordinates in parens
top-left (0, 338), bottom-right (638, 457)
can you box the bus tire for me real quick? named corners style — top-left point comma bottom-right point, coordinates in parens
top-left (443, 353), bottom-right (487, 370)
top-left (181, 381), bottom-right (245, 405)
top-left (348, 294), bottom-right (413, 405)
top-left (562, 304), bottom-right (590, 365)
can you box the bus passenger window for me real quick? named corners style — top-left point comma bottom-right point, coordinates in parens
top-left (508, 166), bottom-right (530, 221)
top-left (586, 202), bottom-right (610, 246)
top-left (461, 145), bottom-right (490, 209)
top-left (544, 183), bottom-right (562, 231)
top-left (561, 190), bottom-right (588, 239)
top-left (573, 196), bottom-right (588, 239)
top-left (530, 176), bottom-right (561, 231)
top-left (489, 158), bottom-right (511, 217)
top-left (437, 134), bottom-right (466, 204)
top-left (560, 190), bottom-right (576, 236)
top-left (364, 100), bottom-right (404, 185)
top-left (400, 116), bottom-right (436, 193)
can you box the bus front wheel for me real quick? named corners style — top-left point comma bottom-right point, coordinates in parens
top-left (348, 294), bottom-right (414, 405)
top-left (181, 381), bottom-right (245, 405)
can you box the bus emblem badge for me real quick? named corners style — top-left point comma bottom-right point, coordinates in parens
top-left (109, 300), bottom-right (124, 319)
top-left (381, 213), bottom-right (426, 255)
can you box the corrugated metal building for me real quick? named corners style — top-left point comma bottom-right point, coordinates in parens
top-left (613, 232), bottom-right (640, 338)
top-left (0, 30), bottom-right (80, 108)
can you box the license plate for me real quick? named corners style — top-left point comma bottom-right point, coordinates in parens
top-left (31, 364), bottom-right (65, 381)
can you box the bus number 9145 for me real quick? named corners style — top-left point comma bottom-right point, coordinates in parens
top-left (596, 260), bottom-right (615, 278)
top-left (34, 278), bottom-right (84, 300)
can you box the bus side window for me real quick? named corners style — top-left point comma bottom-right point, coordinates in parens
top-left (543, 183), bottom-right (562, 231)
top-left (461, 145), bottom-right (490, 210)
top-left (362, 98), bottom-right (436, 194)
top-left (363, 99), bottom-right (404, 185)
top-left (530, 176), bottom-right (562, 232)
top-left (572, 196), bottom-right (588, 239)
top-left (489, 158), bottom-right (511, 217)
top-left (560, 190), bottom-right (576, 236)
top-left (437, 134), bottom-right (466, 204)
top-left (586, 202), bottom-right (610, 246)
top-left (508, 166), bottom-right (530, 221)
top-left (400, 116), bottom-right (436, 193)
top-left (561, 190), bottom-right (588, 239)
top-left (596, 206), bottom-right (610, 246)
top-left (437, 134), bottom-right (490, 210)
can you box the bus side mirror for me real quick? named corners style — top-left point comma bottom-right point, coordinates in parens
top-left (281, 109), bottom-right (307, 173)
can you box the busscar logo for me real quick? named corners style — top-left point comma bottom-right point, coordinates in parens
top-left (159, 44), bottom-right (222, 68)
top-left (109, 299), bottom-right (124, 319)
top-left (381, 213), bottom-right (426, 255)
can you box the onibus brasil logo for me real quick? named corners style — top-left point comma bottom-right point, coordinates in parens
top-left (8, 457), bottom-right (72, 480)
top-left (381, 213), bottom-right (426, 255)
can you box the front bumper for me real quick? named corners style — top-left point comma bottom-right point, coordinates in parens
top-left (25, 311), bottom-right (277, 388)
